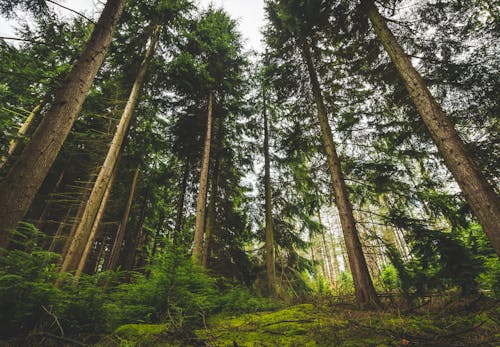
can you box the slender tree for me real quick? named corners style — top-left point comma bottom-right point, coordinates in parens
top-left (60, 24), bottom-right (161, 272)
top-left (0, 0), bottom-right (126, 247)
top-left (263, 74), bottom-right (277, 293)
top-left (193, 93), bottom-right (213, 263)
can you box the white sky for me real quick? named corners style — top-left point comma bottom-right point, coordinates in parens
top-left (0, 0), bottom-right (265, 51)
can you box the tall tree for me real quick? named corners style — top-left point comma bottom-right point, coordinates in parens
top-left (362, 0), bottom-right (500, 257)
top-left (262, 69), bottom-right (277, 293)
top-left (265, 0), bottom-right (378, 306)
top-left (192, 93), bottom-right (213, 263)
top-left (60, 24), bottom-right (161, 272)
top-left (0, 0), bottom-right (126, 248)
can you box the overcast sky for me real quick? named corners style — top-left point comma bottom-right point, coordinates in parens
top-left (0, 0), bottom-right (266, 51)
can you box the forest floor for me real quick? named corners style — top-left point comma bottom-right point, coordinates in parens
top-left (100, 295), bottom-right (500, 347)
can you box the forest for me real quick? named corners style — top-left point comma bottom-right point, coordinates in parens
top-left (0, 0), bottom-right (499, 345)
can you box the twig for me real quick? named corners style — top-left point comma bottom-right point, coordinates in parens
top-left (45, 0), bottom-right (96, 24)
top-left (41, 305), bottom-right (64, 337)
top-left (0, 36), bottom-right (42, 44)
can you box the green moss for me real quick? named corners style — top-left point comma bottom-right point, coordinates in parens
top-left (97, 323), bottom-right (181, 347)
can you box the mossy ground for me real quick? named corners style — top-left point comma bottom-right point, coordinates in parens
top-left (102, 297), bottom-right (500, 346)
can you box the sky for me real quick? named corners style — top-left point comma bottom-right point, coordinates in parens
top-left (0, 0), bottom-right (266, 51)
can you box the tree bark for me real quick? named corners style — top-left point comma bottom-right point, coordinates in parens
top-left (300, 38), bottom-right (378, 306)
top-left (364, 0), bottom-right (500, 257)
top-left (263, 78), bottom-right (277, 294)
top-left (0, 101), bottom-right (43, 171)
top-left (106, 168), bottom-right (139, 271)
top-left (0, 0), bottom-right (126, 248)
top-left (60, 25), bottom-right (160, 272)
top-left (192, 93), bottom-right (213, 264)
top-left (75, 164), bottom-right (117, 277)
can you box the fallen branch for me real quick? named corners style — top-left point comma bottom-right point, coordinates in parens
top-left (262, 319), bottom-right (315, 327)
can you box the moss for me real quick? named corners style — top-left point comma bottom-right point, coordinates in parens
top-left (97, 323), bottom-right (182, 347)
top-left (97, 299), bottom-right (500, 346)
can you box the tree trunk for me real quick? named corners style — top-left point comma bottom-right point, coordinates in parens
top-left (329, 232), bottom-right (341, 283)
top-left (364, 0), bottom-right (500, 257)
top-left (300, 38), bottom-right (378, 306)
top-left (0, 0), bottom-right (126, 248)
top-left (75, 164), bottom-right (117, 277)
top-left (60, 169), bottom-right (97, 260)
top-left (318, 208), bottom-right (336, 287)
top-left (174, 157), bottom-right (190, 242)
top-left (60, 25), bottom-right (160, 272)
top-left (192, 93), bottom-right (213, 264)
top-left (0, 101), bottom-right (43, 171)
top-left (106, 168), bottom-right (139, 271)
top-left (123, 184), bottom-right (151, 271)
top-left (263, 78), bottom-right (277, 294)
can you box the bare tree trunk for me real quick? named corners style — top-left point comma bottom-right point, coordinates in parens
top-left (318, 208), bottom-right (336, 287)
top-left (364, 0), bottom-right (500, 257)
top-left (174, 158), bottom-right (190, 242)
top-left (0, 102), bottom-right (43, 171)
top-left (263, 78), bottom-right (277, 294)
top-left (75, 165), bottom-right (117, 277)
top-left (193, 93), bottom-right (213, 264)
top-left (301, 38), bottom-right (378, 306)
top-left (0, 0), bottom-right (126, 247)
top-left (106, 168), bottom-right (139, 271)
top-left (123, 184), bottom-right (151, 271)
top-left (329, 232), bottom-right (341, 283)
top-left (202, 111), bottom-right (225, 268)
top-left (60, 25), bottom-right (160, 272)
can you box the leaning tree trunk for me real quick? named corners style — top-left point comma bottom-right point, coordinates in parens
top-left (364, 0), bottom-right (500, 257)
top-left (60, 25), bottom-right (161, 272)
top-left (75, 164), bottom-right (117, 277)
top-left (0, 0), bottom-right (126, 248)
top-left (106, 168), bottom-right (139, 271)
top-left (300, 38), bottom-right (378, 306)
top-left (192, 93), bottom-right (214, 264)
top-left (263, 78), bottom-right (277, 294)
top-left (0, 101), bottom-right (43, 171)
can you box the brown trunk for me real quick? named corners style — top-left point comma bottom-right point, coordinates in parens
top-left (202, 112), bottom-right (224, 268)
top-left (300, 38), bottom-right (378, 306)
top-left (192, 93), bottom-right (213, 264)
top-left (0, 0), bottom-right (126, 248)
top-left (365, 0), bottom-right (500, 257)
top-left (0, 101), bottom-right (43, 171)
top-left (60, 25), bottom-right (160, 272)
top-left (263, 79), bottom-right (277, 293)
top-left (106, 168), bottom-right (139, 271)
top-left (123, 184), bottom-right (151, 271)
top-left (174, 157), bottom-right (190, 241)
top-left (75, 165), bottom-right (117, 277)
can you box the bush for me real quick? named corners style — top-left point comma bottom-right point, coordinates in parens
top-left (105, 247), bottom-right (218, 331)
